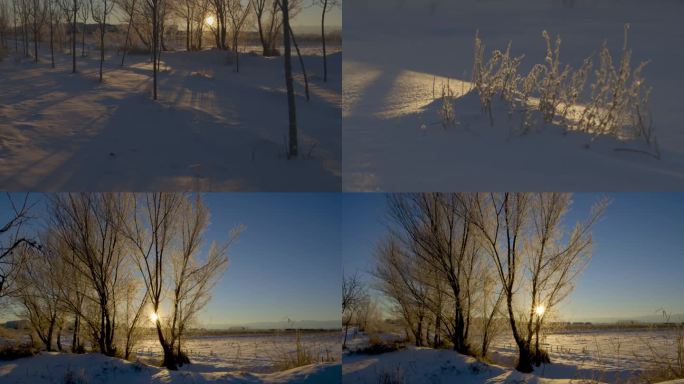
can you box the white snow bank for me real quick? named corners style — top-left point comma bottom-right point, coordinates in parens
top-left (0, 352), bottom-right (341, 383)
top-left (344, 346), bottom-right (595, 384)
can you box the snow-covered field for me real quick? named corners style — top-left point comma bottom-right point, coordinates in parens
top-left (0, 331), bottom-right (341, 383)
top-left (0, 44), bottom-right (341, 191)
top-left (133, 332), bottom-right (340, 373)
top-left (343, 329), bottom-right (683, 383)
top-left (0, 352), bottom-right (340, 383)
top-left (490, 328), bottom-right (683, 382)
top-left (342, 0), bottom-right (684, 191)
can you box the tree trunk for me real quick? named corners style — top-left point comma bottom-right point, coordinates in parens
top-left (342, 320), bottom-right (349, 349)
top-left (434, 315), bottom-right (441, 347)
top-left (49, 12), bottom-right (54, 68)
top-left (72, 5), bottom-right (76, 72)
top-left (121, 0), bottom-right (136, 66)
top-left (288, 24), bottom-right (309, 101)
top-left (71, 314), bottom-right (80, 353)
top-left (152, 0), bottom-right (158, 100)
top-left (321, 0), bottom-right (327, 82)
top-left (56, 324), bottom-right (63, 351)
top-left (507, 292), bottom-right (533, 372)
top-left (282, 0), bottom-right (297, 158)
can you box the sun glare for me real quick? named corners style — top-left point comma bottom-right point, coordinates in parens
top-left (205, 15), bottom-right (216, 27)
top-left (535, 305), bottom-right (546, 316)
top-left (150, 312), bottom-right (159, 323)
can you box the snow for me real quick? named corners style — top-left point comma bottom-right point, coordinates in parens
top-left (0, 352), bottom-right (341, 383)
top-left (342, 0), bottom-right (684, 191)
top-left (344, 346), bottom-right (591, 384)
top-left (0, 45), bottom-right (341, 191)
top-left (132, 332), bottom-right (340, 373)
top-left (490, 328), bottom-right (682, 382)
top-left (343, 329), bottom-right (682, 383)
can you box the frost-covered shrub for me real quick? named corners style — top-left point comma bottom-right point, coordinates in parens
top-left (469, 25), bottom-right (657, 156)
top-left (578, 25), bottom-right (655, 154)
top-left (537, 31), bottom-right (572, 124)
top-left (440, 80), bottom-right (457, 128)
top-left (472, 34), bottom-right (524, 123)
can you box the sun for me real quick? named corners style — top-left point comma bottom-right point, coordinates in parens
top-left (150, 312), bottom-right (159, 323)
top-left (535, 305), bottom-right (546, 316)
top-left (205, 15), bottom-right (216, 27)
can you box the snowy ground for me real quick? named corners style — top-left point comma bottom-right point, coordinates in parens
top-left (490, 328), bottom-right (683, 382)
top-left (342, 0), bottom-right (684, 191)
top-left (0, 44), bottom-right (341, 191)
top-left (343, 329), bottom-right (683, 383)
top-left (133, 332), bottom-right (340, 373)
top-left (0, 352), bottom-right (341, 383)
top-left (0, 331), bottom-right (341, 383)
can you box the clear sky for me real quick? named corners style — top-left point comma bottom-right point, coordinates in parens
top-left (342, 193), bottom-right (684, 322)
top-left (0, 193), bottom-right (341, 327)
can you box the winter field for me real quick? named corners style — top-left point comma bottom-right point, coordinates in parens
top-left (0, 40), bottom-right (341, 191)
top-left (343, 328), bottom-right (684, 383)
top-left (342, 0), bottom-right (684, 191)
top-left (0, 329), bottom-right (342, 383)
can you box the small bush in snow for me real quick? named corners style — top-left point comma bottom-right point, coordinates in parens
top-left (273, 331), bottom-right (323, 371)
top-left (352, 335), bottom-right (405, 356)
top-left (440, 80), bottom-right (457, 128)
top-left (0, 343), bottom-right (37, 360)
top-left (62, 368), bottom-right (89, 384)
top-left (377, 366), bottom-right (404, 384)
top-left (472, 33), bottom-right (524, 124)
top-left (470, 25), bottom-right (657, 157)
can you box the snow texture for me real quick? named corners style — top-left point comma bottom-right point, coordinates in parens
top-left (0, 47), bottom-right (341, 191)
top-left (342, 0), bottom-right (684, 191)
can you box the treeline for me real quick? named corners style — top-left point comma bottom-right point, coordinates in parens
top-left (0, 193), bottom-right (241, 370)
top-left (345, 193), bottom-right (607, 373)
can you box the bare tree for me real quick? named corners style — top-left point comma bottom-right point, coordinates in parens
top-left (90, 0), bottom-right (114, 82)
top-left (15, 231), bottom-right (65, 351)
top-left (57, 0), bottom-right (79, 72)
top-left (226, 0), bottom-right (250, 72)
top-left (280, 0), bottom-right (297, 158)
top-left (78, 0), bottom-right (88, 56)
top-left (314, 0), bottom-right (337, 82)
top-left (47, 0), bottom-right (62, 67)
top-left (209, 0), bottom-right (226, 49)
top-left (121, 272), bottom-right (148, 360)
top-left (172, 0), bottom-right (194, 51)
top-left (49, 193), bottom-right (132, 357)
top-left (123, 193), bottom-right (237, 370)
top-left (374, 238), bottom-right (431, 347)
top-left (0, 193), bottom-right (36, 302)
top-left (387, 193), bottom-right (479, 354)
top-left (144, 0), bottom-right (162, 99)
top-left (342, 272), bottom-right (365, 349)
top-left (252, 0), bottom-right (299, 56)
top-left (117, 0), bottom-right (137, 65)
top-left (469, 192), bottom-right (607, 372)
top-left (28, 0), bottom-right (47, 62)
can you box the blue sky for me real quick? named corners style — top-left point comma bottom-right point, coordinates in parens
top-left (342, 193), bottom-right (684, 322)
top-left (0, 193), bottom-right (341, 326)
